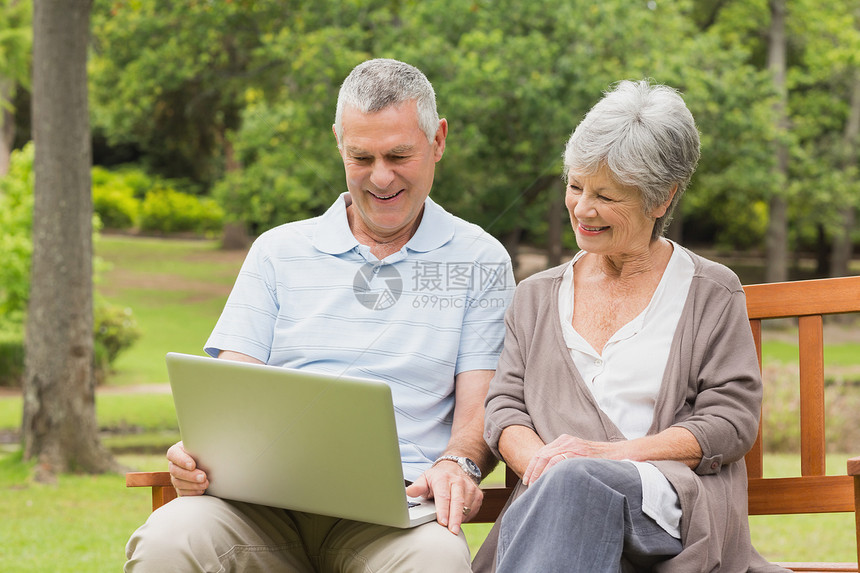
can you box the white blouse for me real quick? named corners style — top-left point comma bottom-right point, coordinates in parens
top-left (557, 241), bottom-right (694, 538)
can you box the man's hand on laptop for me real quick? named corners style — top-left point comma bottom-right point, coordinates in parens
top-left (405, 461), bottom-right (483, 535)
top-left (167, 441), bottom-right (209, 496)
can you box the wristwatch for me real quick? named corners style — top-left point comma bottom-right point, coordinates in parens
top-left (433, 455), bottom-right (482, 484)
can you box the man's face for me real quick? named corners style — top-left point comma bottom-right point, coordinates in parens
top-left (335, 101), bottom-right (447, 243)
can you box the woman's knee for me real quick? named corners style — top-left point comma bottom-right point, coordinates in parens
top-left (544, 458), bottom-right (639, 495)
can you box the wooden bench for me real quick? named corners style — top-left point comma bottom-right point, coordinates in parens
top-left (127, 275), bottom-right (860, 571)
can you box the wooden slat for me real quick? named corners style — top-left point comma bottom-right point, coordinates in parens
top-left (777, 563), bottom-right (858, 572)
top-left (850, 457), bottom-right (860, 476)
top-left (126, 471), bottom-right (172, 488)
top-left (798, 315), bottom-right (826, 476)
top-left (746, 318), bottom-right (764, 480)
top-left (747, 476), bottom-right (855, 515)
top-left (152, 486), bottom-right (178, 512)
top-left (855, 473), bottom-right (860, 569)
top-left (744, 276), bottom-right (860, 319)
top-left (505, 465), bottom-right (518, 487)
top-left (472, 487), bottom-right (514, 523)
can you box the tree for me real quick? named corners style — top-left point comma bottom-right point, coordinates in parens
top-left (23, 0), bottom-right (117, 479)
top-left (766, 0), bottom-right (790, 283)
top-left (89, 0), bottom-right (300, 187)
top-left (831, 63), bottom-right (860, 276)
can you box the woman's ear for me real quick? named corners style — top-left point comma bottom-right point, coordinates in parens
top-left (652, 185), bottom-right (678, 218)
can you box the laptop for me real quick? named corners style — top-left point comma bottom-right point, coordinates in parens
top-left (165, 352), bottom-right (438, 528)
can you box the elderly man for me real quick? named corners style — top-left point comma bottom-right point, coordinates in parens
top-left (125, 58), bottom-right (514, 572)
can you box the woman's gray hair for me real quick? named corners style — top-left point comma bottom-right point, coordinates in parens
top-left (334, 59), bottom-right (440, 144)
top-left (563, 80), bottom-right (701, 240)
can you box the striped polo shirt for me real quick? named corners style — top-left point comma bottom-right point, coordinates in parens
top-left (205, 193), bottom-right (514, 481)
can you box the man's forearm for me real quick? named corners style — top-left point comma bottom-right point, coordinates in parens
top-left (446, 369), bottom-right (498, 478)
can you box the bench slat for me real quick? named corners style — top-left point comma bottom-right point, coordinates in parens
top-left (744, 276), bottom-right (860, 319)
top-left (798, 315), bottom-right (826, 476)
top-left (748, 476), bottom-right (855, 515)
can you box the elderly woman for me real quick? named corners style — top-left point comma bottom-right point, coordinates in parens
top-left (472, 81), bottom-right (788, 572)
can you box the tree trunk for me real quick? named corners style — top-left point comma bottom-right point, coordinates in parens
top-left (665, 203), bottom-right (683, 243)
top-left (765, 0), bottom-right (790, 283)
top-left (23, 0), bottom-right (116, 480)
top-left (0, 78), bottom-right (14, 176)
top-left (830, 65), bottom-right (860, 277)
top-left (546, 179), bottom-right (565, 268)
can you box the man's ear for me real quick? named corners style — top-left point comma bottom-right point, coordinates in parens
top-left (433, 118), bottom-right (448, 162)
top-left (332, 124), bottom-right (344, 157)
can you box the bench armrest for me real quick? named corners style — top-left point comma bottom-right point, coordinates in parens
top-left (126, 471), bottom-right (177, 511)
top-left (848, 456), bottom-right (860, 476)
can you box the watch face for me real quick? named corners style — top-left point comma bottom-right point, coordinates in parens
top-left (463, 458), bottom-right (481, 478)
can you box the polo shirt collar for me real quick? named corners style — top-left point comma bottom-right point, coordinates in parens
top-left (312, 193), bottom-right (455, 255)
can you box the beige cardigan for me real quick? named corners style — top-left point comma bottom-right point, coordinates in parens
top-left (474, 249), bottom-right (788, 573)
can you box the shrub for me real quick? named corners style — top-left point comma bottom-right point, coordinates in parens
top-left (0, 301), bottom-right (141, 388)
top-left (0, 143), bottom-right (35, 323)
top-left (139, 187), bottom-right (224, 234)
top-left (92, 166), bottom-right (140, 229)
top-left (93, 300), bottom-right (142, 383)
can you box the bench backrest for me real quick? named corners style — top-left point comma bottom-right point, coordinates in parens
top-left (743, 277), bottom-right (859, 522)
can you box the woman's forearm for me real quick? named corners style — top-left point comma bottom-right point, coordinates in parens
top-left (498, 424), bottom-right (545, 478)
top-left (615, 426), bottom-right (703, 469)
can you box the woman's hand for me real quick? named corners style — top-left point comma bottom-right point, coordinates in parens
top-left (522, 434), bottom-right (626, 485)
top-left (521, 427), bottom-right (702, 485)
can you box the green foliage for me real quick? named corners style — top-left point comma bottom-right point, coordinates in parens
top-left (93, 299), bottom-right (142, 381)
top-left (0, 144), bottom-right (143, 387)
top-left (139, 187), bottom-right (224, 234)
top-left (92, 166), bottom-right (140, 229)
top-left (87, 0), bottom-right (860, 256)
top-left (89, 0), bottom-right (296, 186)
top-left (211, 99), bottom-right (343, 231)
top-left (0, 142), bottom-right (34, 322)
top-left (92, 164), bottom-right (224, 234)
top-left (0, 0), bottom-right (32, 99)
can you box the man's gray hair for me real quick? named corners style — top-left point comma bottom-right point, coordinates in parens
top-left (563, 80), bottom-right (701, 240)
top-left (334, 59), bottom-right (440, 144)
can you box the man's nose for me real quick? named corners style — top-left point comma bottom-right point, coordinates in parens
top-left (369, 159), bottom-right (395, 189)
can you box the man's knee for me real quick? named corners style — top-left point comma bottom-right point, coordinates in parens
top-left (125, 496), bottom-right (234, 572)
top-left (354, 523), bottom-right (471, 573)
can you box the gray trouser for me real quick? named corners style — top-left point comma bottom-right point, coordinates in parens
top-left (125, 495), bottom-right (471, 573)
top-left (496, 458), bottom-right (683, 573)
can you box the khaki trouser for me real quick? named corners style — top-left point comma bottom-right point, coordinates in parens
top-left (125, 496), bottom-right (471, 573)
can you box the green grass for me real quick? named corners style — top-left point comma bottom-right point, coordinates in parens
top-left (0, 393), bottom-right (178, 434)
top-left (0, 452), bottom-right (163, 573)
top-left (764, 339), bottom-right (860, 367)
top-left (95, 235), bottom-right (243, 386)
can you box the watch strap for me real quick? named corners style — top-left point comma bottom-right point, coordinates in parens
top-left (432, 455), bottom-right (482, 483)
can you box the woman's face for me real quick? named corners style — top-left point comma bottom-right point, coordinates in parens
top-left (565, 168), bottom-right (669, 257)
